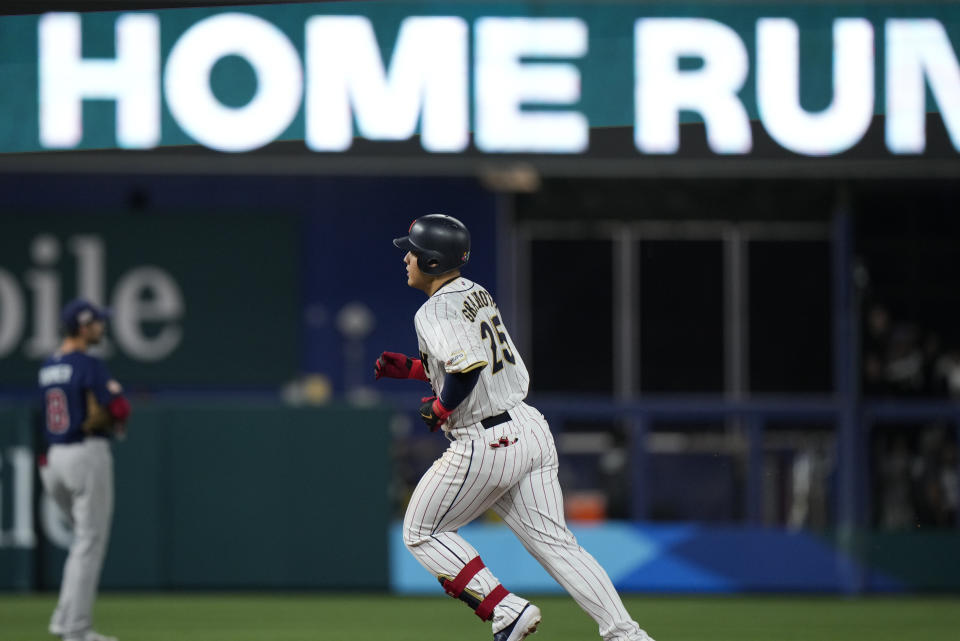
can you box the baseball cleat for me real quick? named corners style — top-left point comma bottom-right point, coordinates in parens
top-left (494, 604), bottom-right (541, 641)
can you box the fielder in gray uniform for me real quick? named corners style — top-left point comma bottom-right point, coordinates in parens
top-left (375, 215), bottom-right (656, 641)
top-left (38, 299), bottom-right (130, 641)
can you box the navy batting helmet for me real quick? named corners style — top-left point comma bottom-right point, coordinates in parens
top-left (393, 214), bottom-right (471, 275)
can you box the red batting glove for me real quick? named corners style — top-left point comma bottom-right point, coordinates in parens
top-left (408, 359), bottom-right (428, 381)
top-left (375, 351), bottom-right (429, 382)
top-left (419, 396), bottom-right (453, 432)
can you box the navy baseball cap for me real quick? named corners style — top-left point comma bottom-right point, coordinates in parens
top-left (61, 299), bottom-right (110, 333)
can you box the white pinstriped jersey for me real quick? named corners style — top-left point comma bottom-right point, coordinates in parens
top-left (414, 277), bottom-right (529, 439)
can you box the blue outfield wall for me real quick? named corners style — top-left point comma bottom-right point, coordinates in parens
top-left (389, 522), bottom-right (911, 594)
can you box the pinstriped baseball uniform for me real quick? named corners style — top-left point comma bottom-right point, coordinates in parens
top-left (403, 277), bottom-right (652, 641)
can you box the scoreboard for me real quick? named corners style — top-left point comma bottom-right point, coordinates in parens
top-left (0, 1), bottom-right (956, 175)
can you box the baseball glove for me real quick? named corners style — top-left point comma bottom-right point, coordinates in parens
top-left (81, 390), bottom-right (114, 435)
top-left (81, 391), bottom-right (131, 436)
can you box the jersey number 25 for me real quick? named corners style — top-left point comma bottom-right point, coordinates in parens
top-left (479, 315), bottom-right (516, 374)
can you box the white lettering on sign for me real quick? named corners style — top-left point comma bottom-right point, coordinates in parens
top-left (757, 18), bottom-right (874, 156)
top-left (111, 267), bottom-right (185, 362)
top-left (0, 234), bottom-right (184, 362)
top-left (886, 19), bottom-right (960, 154)
top-left (165, 13), bottom-right (303, 152)
top-left (0, 447), bottom-right (36, 549)
top-left (24, 235), bottom-right (62, 358)
top-left (39, 12), bottom-right (159, 149)
top-left (475, 17), bottom-right (589, 153)
top-left (306, 16), bottom-right (468, 152)
top-left (0, 269), bottom-right (26, 357)
top-left (33, 12), bottom-right (960, 156)
top-left (635, 18), bottom-right (752, 154)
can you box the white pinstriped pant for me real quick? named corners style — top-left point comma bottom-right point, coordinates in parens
top-left (403, 402), bottom-right (646, 640)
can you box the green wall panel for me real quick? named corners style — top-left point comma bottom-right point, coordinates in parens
top-left (32, 403), bottom-right (392, 590)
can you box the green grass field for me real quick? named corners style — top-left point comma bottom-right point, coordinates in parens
top-left (2, 594), bottom-right (958, 641)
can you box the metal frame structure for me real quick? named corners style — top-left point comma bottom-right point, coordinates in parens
top-left (505, 200), bottom-right (960, 595)
top-left (514, 217), bottom-right (832, 394)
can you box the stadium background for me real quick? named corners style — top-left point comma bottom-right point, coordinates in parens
top-left (1, 0), bottom-right (958, 639)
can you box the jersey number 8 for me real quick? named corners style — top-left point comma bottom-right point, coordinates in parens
top-left (45, 388), bottom-right (70, 434)
top-left (480, 315), bottom-right (516, 374)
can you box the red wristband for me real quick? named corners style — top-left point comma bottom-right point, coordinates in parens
top-left (108, 396), bottom-right (131, 422)
top-left (432, 398), bottom-right (453, 420)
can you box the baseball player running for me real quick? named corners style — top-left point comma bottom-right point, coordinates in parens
top-left (375, 215), bottom-right (656, 641)
top-left (38, 299), bottom-right (131, 641)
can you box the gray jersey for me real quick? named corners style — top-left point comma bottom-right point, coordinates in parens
top-left (414, 277), bottom-right (529, 439)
